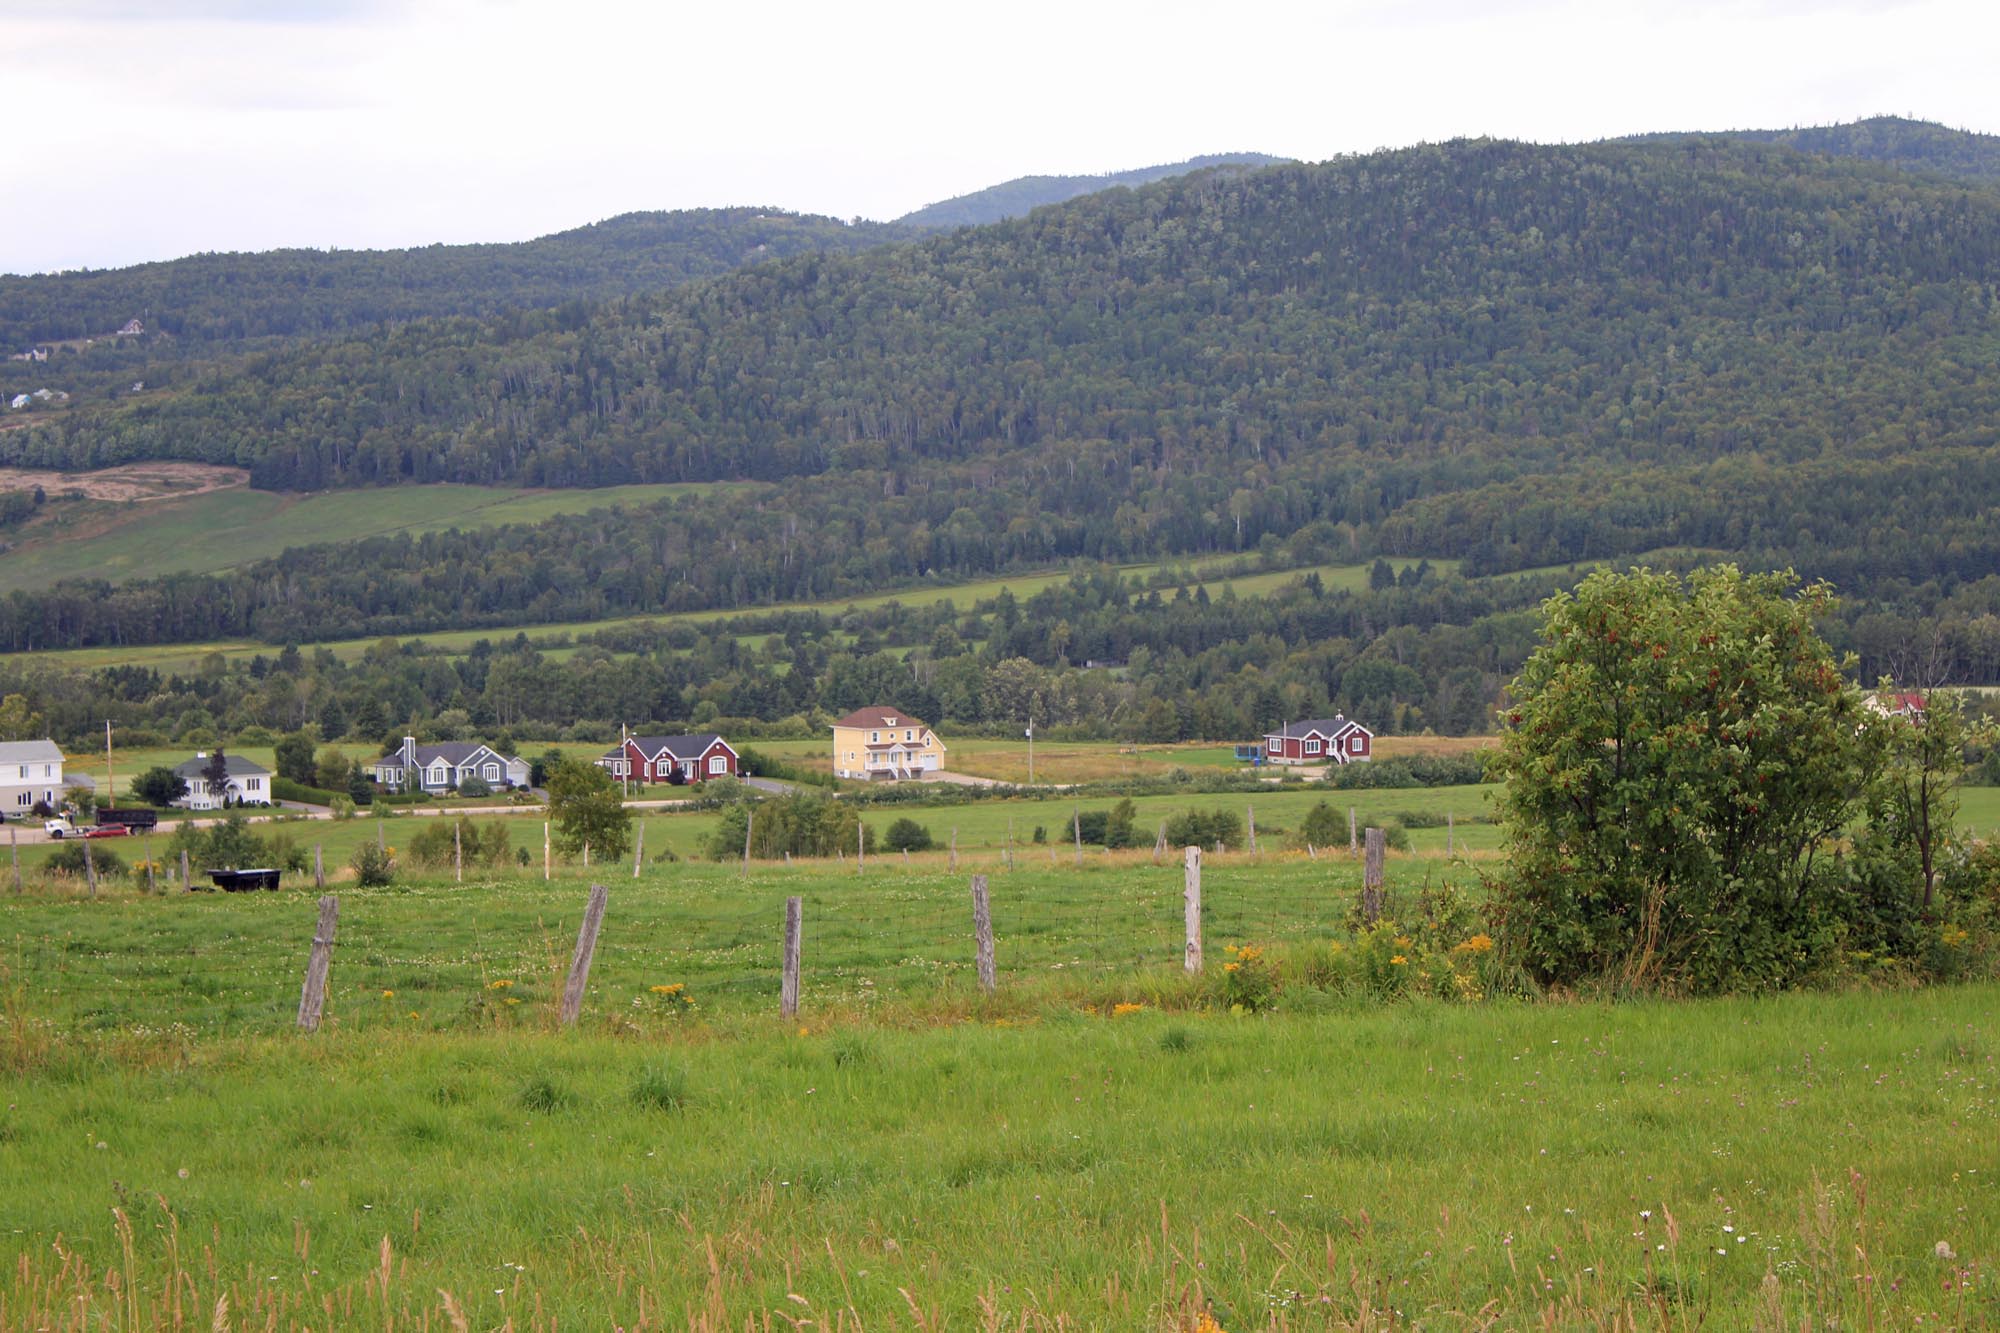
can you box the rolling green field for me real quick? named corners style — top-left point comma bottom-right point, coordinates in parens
top-left (0, 481), bottom-right (751, 594)
top-left (1, 853), bottom-right (1994, 1329)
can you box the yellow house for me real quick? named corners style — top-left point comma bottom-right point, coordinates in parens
top-left (832, 706), bottom-right (945, 780)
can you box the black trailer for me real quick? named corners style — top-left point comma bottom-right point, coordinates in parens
top-left (204, 868), bottom-right (281, 892)
top-left (96, 807), bottom-right (160, 831)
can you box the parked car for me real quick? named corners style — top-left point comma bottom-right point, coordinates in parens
top-left (82, 824), bottom-right (130, 839)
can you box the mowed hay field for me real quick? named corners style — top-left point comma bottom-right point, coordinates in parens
top-left (1, 852), bottom-right (1996, 1328)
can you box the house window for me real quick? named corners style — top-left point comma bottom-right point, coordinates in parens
top-left (42, 765), bottom-right (52, 778)
top-left (1304, 738), bottom-right (1320, 754)
top-left (1350, 736), bottom-right (1365, 753)
top-left (870, 731), bottom-right (879, 743)
top-left (246, 778), bottom-right (261, 791)
top-left (709, 755), bottom-right (727, 775)
top-left (15, 766), bottom-right (23, 779)
top-left (905, 730), bottom-right (912, 741)
top-left (483, 764), bottom-right (499, 780)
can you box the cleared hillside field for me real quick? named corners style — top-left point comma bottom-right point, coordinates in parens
top-left (0, 479), bottom-right (751, 594)
top-left (0, 858), bottom-right (1992, 1329)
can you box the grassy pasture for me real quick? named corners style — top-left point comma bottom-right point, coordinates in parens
top-left (0, 481), bottom-right (749, 594)
top-left (0, 857), bottom-right (1993, 1328)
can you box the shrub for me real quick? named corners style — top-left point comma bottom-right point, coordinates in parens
top-left (45, 841), bottom-right (123, 879)
top-left (407, 818), bottom-right (511, 870)
top-left (882, 817), bottom-right (933, 852)
top-left (350, 841), bottom-right (396, 887)
top-left (457, 775), bottom-right (491, 798)
top-left (1163, 807), bottom-right (1245, 851)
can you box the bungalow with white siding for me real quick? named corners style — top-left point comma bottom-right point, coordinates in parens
top-left (173, 752), bottom-right (272, 809)
top-left (366, 737), bottom-right (531, 793)
top-left (1264, 716), bottom-right (1374, 765)
top-left (597, 733), bottom-right (739, 785)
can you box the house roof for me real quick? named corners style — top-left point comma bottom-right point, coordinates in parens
top-left (1268, 717), bottom-right (1368, 740)
top-left (378, 742), bottom-right (519, 767)
top-left (0, 739), bottom-right (64, 766)
top-left (173, 753), bottom-right (270, 779)
top-left (630, 733), bottom-right (733, 761)
top-left (835, 707), bottom-right (927, 730)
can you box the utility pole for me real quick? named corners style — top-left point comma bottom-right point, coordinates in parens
top-left (620, 722), bottom-right (630, 799)
top-left (1026, 719), bottom-right (1034, 787)
top-left (104, 720), bottom-right (115, 805)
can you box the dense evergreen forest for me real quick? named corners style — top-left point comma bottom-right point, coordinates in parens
top-left (5, 119), bottom-right (2000, 738)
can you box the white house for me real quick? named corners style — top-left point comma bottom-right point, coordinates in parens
top-left (0, 739), bottom-right (71, 816)
top-left (173, 751), bottom-right (272, 810)
top-left (366, 737), bottom-right (530, 793)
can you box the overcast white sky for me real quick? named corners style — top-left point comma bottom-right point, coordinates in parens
top-left (5, 0), bottom-right (1996, 274)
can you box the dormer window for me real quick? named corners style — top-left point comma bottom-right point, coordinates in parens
top-left (885, 716), bottom-right (898, 726)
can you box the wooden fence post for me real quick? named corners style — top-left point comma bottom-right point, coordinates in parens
top-left (180, 849), bottom-right (191, 892)
top-left (543, 821), bottom-right (551, 881)
top-left (949, 827), bottom-right (958, 873)
top-left (1349, 807), bottom-right (1358, 855)
top-left (582, 841), bottom-right (590, 869)
top-left (296, 894), bottom-right (339, 1032)
top-left (82, 837), bottom-right (98, 899)
top-left (970, 874), bottom-right (996, 995)
top-left (1073, 807), bottom-right (1083, 867)
top-left (1362, 827), bottom-right (1385, 924)
top-left (1183, 846), bottom-right (1203, 974)
top-left (1446, 812), bottom-right (1455, 858)
top-left (857, 820), bottom-right (865, 874)
top-left (1006, 818), bottom-right (1015, 871)
top-left (1153, 821), bottom-right (1166, 864)
top-left (781, 895), bottom-right (802, 1019)
top-left (454, 820), bottom-right (463, 884)
top-left (1247, 804), bottom-right (1258, 855)
top-left (741, 811), bottom-right (753, 878)
top-left (559, 883), bottom-right (608, 1026)
top-left (633, 821), bottom-right (645, 879)
top-left (313, 842), bottom-right (324, 892)
top-left (1307, 843), bottom-right (1318, 860)
top-left (144, 832), bottom-right (156, 893)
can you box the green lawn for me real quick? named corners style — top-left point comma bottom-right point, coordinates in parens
top-left (0, 481), bottom-right (751, 594)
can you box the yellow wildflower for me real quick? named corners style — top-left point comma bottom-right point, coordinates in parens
top-left (487, 979), bottom-right (514, 990)
top-left (650, 983), bottom-right (684, 995)
top-left (1222, 961), bottom-right (1240, 972)
top-left (1454, 934), bottom-right (1495, 954)
top-left (1390, 955), bottom-right (1408, 966)
top-left (380, 989), bottom-right (395, 999)
top-left (1112, 1002), bottom-right (1144, 1017)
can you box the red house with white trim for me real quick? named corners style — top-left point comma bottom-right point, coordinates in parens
top-left (596, 733), bottom-right (740, 785)
top-left (1264, 716), bottom-right (1374, 765)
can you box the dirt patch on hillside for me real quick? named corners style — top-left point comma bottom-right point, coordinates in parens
top-left (0, 462), bottom-right (249, 503)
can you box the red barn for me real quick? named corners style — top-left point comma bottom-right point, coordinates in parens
top-left (1264, 716), bottom-right (1374, 765)
top-left (597, 733), bottom-right (739, 785)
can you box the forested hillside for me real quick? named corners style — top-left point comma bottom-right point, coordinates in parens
top-left (893, 152), bottom-right (1289, 228)
top-left (1627, 115), bottom-right (2000, 188)
top-left (0, 208), bottom-right (907, 350)
top-left (5, 125), bottom-right (2000, 732)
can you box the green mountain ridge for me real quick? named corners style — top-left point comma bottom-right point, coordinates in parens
top-left (892, 152), bottom-right (1292, 229)
top-left (5, 127), bottom-right (2000, 660)
top-left (1620, 115), bottom-right (2000, 187)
